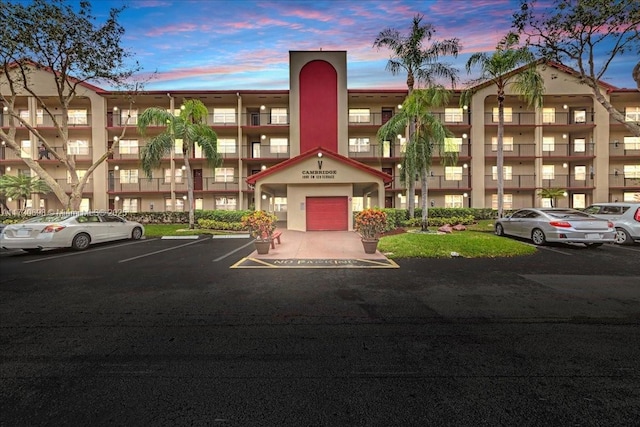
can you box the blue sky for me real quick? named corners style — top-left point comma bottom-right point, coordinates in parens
top-left (81, 0), bottom-right (638, 90)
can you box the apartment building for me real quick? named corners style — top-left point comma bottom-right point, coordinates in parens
top-left (1, 50), bottom-right (639, 231)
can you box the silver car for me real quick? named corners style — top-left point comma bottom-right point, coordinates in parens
top-left (495, 208), bottom-right (615, 247)
top-left (583, 202), bottom-right (640, 245)
top-left (0, 212), bottom-right (144, 252)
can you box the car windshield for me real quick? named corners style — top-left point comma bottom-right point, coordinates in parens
top-left (23, 214), bottom-right (74, 223)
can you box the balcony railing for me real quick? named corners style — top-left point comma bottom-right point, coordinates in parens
top-left (541, 143), bottom-right (595, 156)
top-left (609, 174), bottom-right (640, 188)
top-left (1, 114), bottom-right (92, 128)
top-left (484, 144), bottom-right (536, 157)
top-left (54, 179), bottom-right (94, 193)
top-left (242, 143), bottom-right (290, 159)
top-left (484, 112), bottom-right (536, 125)
top-left (1, 145), bottom-right (93, 161)
top-left (485, 175), bottom-right (537, 188)
top-left (108, 177), bottom-right (240, 193)
top-left (110, 150), bottom-right (240, 160)
top-left (609, 142), bottom-right (640, 156)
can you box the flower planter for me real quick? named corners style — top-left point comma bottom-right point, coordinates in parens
top-left (253, 240), bottom-right (271, 254)
top-left (361, 238), bottom-right (379, 254)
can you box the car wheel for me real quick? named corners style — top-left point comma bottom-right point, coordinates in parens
top-left (23, 248), bottom-right (42, 253)
top-left (71, 233), bottom-right (91, 251)
top-left (531, 228), bottom-right (547, 246)
top-left (131, 227), bottom-right (143, 240)
top-left (614, 227), bottom-right (633, 245)
top-left (495, 223), bottom-right (504, 236)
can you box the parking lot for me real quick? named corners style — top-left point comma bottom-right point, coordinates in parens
top-left (1, 237), bottom-right (639, 425)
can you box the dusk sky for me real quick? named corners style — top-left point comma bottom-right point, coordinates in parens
top-left (78, 0), bottom-right (638, 90)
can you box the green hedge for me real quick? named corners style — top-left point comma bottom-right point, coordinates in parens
top-left (402, 215), bottom-right (475, 227)
top-left (197, 219), bottom-right (245, 231)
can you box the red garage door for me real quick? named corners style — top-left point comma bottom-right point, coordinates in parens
top-left (306, 197), bottom-right (348, 231)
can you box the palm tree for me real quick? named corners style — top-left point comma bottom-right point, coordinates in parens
top-left (0, 174), bottom-right (50, 210)
top-left (537, 188), bottom-right (567, 208)
top-left (137, 99), bottom-right (220, 229)
top-left (378, 87), bottom-right (456, 231)
top-left (462, 33), bottom-right (544, 218)
top-left (374, 14), bottom-right (460, 219)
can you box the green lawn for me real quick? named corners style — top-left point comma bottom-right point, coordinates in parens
top-left (143, 220), bottom-right (536, 259)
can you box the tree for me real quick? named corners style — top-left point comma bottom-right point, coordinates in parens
top-left (0, 0), bottom-right (141, 210)
top-left (374, 14), bottom-right (460, 219)
top-left (537, 187), bottom-right (567, 207)
top-left (137, 99), bottom-right (220, 229)
top-left (513, 0), bottom-right (640, 136)
top-left (462, 33), bottom-right (544, 219)
top-left (633, 61), bottom-right (640, 90)
top-left (0, 174), bottom-right (50, 210)
top-left (378, 87), bottom-right (455, 231)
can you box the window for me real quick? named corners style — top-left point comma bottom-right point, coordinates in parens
top-left (623, 136), bottom-right (640, 150)
top-left (195, 198), bottom-right (203, 210)
top-left (217, 138), bottom-right (236, 154)
top-left (573, 109), bottom-right (586, 123)
top-left (68, 109), bottom-right (88, 125)
top-left (121, 198), bottom-right (138, 213)
top-left (491, 194), bottom-right (513, 210)
top-left (444, 137), bottom-right (462, 153)
top-left (274, 197), bottom-right (287, 212)
top-left (164, 168), bottom-right (183, 183)
top-left (214, 167), bottom-right (235, 183)
top-left (67, 169), bottom-right (88, 183)
top-left (573, 194), bottom-right (586, 209)
top-left (349, 137), bottom-right (370, 153)
top-left (396, 194), bottom-right (419, 210)
top-left (491, 136), bottom-right (513, 151)
top-left (349, 108), bottom-right (370, 123)
top-left (624, 107), bottom-right (640, 122)
top-left (213, 108), bottom-right (235, 124)
top-left (574, 138), bottom-right (586, 153)
top-left (68, 140), bottom-right (89, 155)
top-left (542, 108), bottom-right (556, 123)
top-left (215, 196), bottom-right (236, 210)
top-left (79, 198), bottom-right (90, 212)
top-left (444, 108), bottom-right (463, 122)
top-left (542, 165), bottom-right (555, 180)
top-left (120, 109), bottom-right (138, 125)
top-left (492, 166), bottom-right (513, 180)
top-left (119, 169), bottom-right (138, 184)
top-left (574, 165), bottom-right (586, 181)
top-left (492, 107), bottom-right (512, 123)
top-left (351, 197), bottom-right (364, 211)
top-left (445, 166), bottom-right (463, 181)
top-left (174, 138), bottom-right (183, 155)
top-left (270, 138), bottom-right (288, 154)
top-left (445, 195), bottom-right (464, 208)
top-left (270, 108), bottom-right (287, 124)
top-left (21, 140), bottom-right (31, 158)
top-left (623, 192), bottom-right (640, 202)
top-left (624, 165), bottom-right (640, 178)
top-left (18, 109), bottom-right (43, 125)
top-left (542, 136), bottom-right (555, 152)
top-left (119, 139), bottom-right (139, 154)
top-left (165, 198), bottom-right (185, 211)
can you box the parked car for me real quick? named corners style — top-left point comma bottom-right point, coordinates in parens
top-left (0, 212), bottom-right (144, 252)
top-left (583, 202), bottom-right (640, 245)
top-left (495, 208), bottom-right (615, 247)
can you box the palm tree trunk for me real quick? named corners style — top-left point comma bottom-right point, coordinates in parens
top-left (184, 149), bottom-right (195, 229)
top-left (420, 167), bottom-right (429, 231)
top-left (497, 91), bottom-right (505, 218)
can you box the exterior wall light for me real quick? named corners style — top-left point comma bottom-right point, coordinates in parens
top-left (317, 152), bottom-right (323, 158)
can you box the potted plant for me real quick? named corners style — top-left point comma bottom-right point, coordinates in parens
top-left (242, 210), bottom-right (277, 254)
top-left (354, 208), bottom-right (387, 254)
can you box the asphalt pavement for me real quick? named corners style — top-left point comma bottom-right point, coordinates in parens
top-left (1, 236), bottom-right (639, 426)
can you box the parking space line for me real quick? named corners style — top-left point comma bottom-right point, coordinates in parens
top-left (118, 237), bottom-right (210, 263)
top-left (212, 240), bottom-right (255, 262)
top-left (533, 245), bottom-right (573, 256)
top-left (23, 239), bottom-right (158, 264)
top-left (607, 245), bottom-right (640, 253)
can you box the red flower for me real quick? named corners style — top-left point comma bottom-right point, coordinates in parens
top-left (355, 208), bottom-right (387, 239)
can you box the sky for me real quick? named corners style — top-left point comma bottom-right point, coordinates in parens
top-left (73, 0), bottom-right (638, 90)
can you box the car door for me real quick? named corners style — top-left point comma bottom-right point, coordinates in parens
top-left (101, 214), bottom-right (129, 240)
top-left (77, 214), bottom-right (110, 242)
top-left (504, 210), bottom-right (526, 236)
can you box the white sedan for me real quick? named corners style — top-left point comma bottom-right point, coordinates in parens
top-left (0, 212), bottom-right (144, 252)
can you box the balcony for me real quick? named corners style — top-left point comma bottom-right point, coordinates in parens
top-left (609, 174), bottom-right (640, 189)
top-left (1, 114), bottom-right (92, 128)
top-left (1, 145), bottom-right (93, 161)
top-left (242, 143), bottom-right (290, 160)
top-left (484, 112), bottom-right (536, 126)
top-left (485, 175), bottom-right (537, 189)
top-left (609, 142), bottom-right (640, 158)
top-left (108, 178), bottom-right (240, 193)
top-left (484, 144), bottom-right (536, 157)
top-left (110, 150), bottom-right (239, 161)
top-left (348, 142), bottom-right (406, 159)
top-left (54, 179), bottom-right (94, 193)
top-left (541, 143), bottom-right (595, 157)
top-left (386, 174), bottom-right (471, 191)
